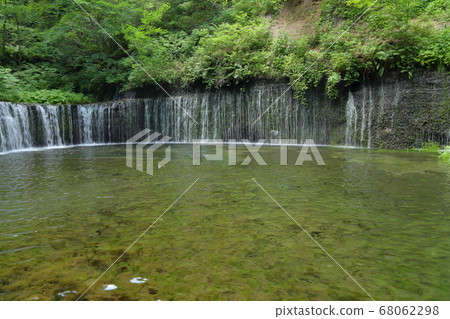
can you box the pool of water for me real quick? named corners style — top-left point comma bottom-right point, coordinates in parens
top-left (0, 145), bottom-right (449, 300)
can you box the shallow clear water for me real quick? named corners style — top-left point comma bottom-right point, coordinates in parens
top-left (0, 145), bottom-right (449, 301)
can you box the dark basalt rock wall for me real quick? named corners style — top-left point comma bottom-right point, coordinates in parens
top-left (346, 69), bottom-right (449, 149)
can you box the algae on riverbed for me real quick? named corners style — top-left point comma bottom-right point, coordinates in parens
top-left (0, 145), bottom-right (448, 300)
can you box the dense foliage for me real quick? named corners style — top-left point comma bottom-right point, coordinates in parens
top-left (0, 0), bottom-right (448, 104)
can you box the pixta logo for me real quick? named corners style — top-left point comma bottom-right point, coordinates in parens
top-left (127, 129), bottom-right (325, 176)
top-left (193, 139), bottom-right (325, 166)
top-left (126, 129), bottom-right (172, 176)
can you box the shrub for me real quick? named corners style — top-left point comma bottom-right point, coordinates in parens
top-left (185, 18), bottom-right (272, 87)
top-left (421, 141), bottom-right (441, 152)
top-left (439, 146), bottom-right (450, 164)
top-left (18, 90), bottom-right (90, 105)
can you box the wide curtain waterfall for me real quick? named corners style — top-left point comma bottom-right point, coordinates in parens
top-left (0, 72), bottom-right (448, 153)
top-left (0, 83), bottom-right (345, 153)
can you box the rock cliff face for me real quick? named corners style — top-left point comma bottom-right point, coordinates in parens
top-left (0, 69), bottom-right (448, 153)
top-left (346, 69), bottom-right (449, 149)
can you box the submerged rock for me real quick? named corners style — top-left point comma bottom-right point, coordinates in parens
top-left (130, 277), bottom-right (147, 284)
top-left (57, 290), bottom-right (77, 297)
top-left (103, 284), bottom-right (117, 291)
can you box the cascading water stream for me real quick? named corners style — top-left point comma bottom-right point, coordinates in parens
top-left (36, 105), bottom-right (62, 147)
top-left (0, 75), bottom-right (448, 153)
top-left (0, 84), bottom-right (338, 153)
top-left (0, 102), bottom-right (33, 151)
top-left (345, 92), bottom-right (357, 146)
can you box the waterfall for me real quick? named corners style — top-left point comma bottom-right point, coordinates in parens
top-left (36, 105), bottom-right (62, 147)
top-left (360, 88), bottom-right (366, 145)
top-left (0, 102), bottom-right (32, 151)
top-left (345, 92), bottom-right (357, 146)
top-left (367, 87), bottom-right (373, 148)
top-left (355, 85), bottom-right (375, 148)
top-left (0, 73), bottom-right (448, 153)
top-left (78, 106), bottom-right (91, 144)
top-left (1, 83), bottom-right (343, 153)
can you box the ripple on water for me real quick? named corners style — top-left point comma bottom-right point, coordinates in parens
top-left (0, 245), bottom-right (39, 255)
top-left (45, 225), bottom-right (66, 229)
top-left (12, 257), bottom-right (36, 265)
top-left (7, 230), bottom-right (38, 237)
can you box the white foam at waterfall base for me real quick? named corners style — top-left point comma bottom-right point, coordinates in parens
top-left (0, 143), bottom-right (124, 156)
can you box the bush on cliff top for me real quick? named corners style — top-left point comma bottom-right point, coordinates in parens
top-left (0, 0), bottom-right (448, 104)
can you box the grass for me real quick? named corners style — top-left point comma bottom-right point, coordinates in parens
top-left (411, 142), bottom-right (449, 165)
top-left (421, 141), bottom-right (441, 152)
top-left (439, 145), bottom-right (450, 164)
